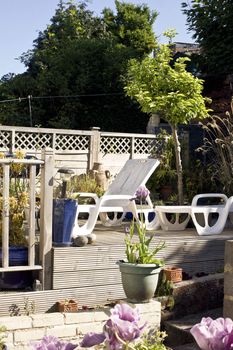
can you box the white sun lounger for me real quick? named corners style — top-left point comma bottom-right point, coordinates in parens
top-left (154, 205), bottom-right (191, 231)
top-left (190, 193), bottom-right (229, 235)
top-left (155, 193), bottom-right (230, 235)
top-left (71, 158), bottom-right (160, 237)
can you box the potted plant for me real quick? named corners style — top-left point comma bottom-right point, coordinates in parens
top-left (117, 186), bottom-right (165, 303)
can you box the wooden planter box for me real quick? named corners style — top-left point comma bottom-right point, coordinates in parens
top-left (57, 299), bottom-right (78, 312)
top-left (163, 267), bottom-right (182, 283)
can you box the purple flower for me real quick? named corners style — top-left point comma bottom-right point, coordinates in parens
top-left (80, 303), bottom-right (146, 350)
top-left (104, 304), bottom-right (145, 350)
top-left (79, 333), bottom-right (106, 347)
top-left (135, 186), bottom-right (150, 201)
top-left (190, 317), bottom-right (233, 350)
top-left (31, 335), bottom-right (77, 350)
top-left (223, 329), bottom-right (233, 350)
top-left (111, 303), bottom-right (140, 323)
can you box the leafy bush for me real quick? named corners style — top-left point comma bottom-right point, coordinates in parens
top-left (198, 111), bottom-right (233, 196)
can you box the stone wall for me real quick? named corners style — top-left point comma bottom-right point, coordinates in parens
top-left (0, 301), bottom-right (161, 350)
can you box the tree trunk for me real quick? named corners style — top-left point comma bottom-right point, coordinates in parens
top-left (171, 124), bottom-right (183, 205)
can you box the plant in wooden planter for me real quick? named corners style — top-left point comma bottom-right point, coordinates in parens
top-left (57, 299), bottom-right (78, 312)
top-left (0, 151), bottom-right (29, 269)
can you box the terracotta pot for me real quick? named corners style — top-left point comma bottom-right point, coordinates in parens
top-left (160, 185), bottom-right (173, 201)
top-left (163, 267), bottom-right (182, 283)
top-left (57, 299), bottom-right (78, 312)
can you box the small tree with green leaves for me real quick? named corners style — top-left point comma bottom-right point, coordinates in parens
top-left (124, 37), bottom-right (211, 204)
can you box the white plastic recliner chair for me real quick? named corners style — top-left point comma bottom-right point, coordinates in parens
top-left (71, 158), bottom-right (160, 237)
top-left (191, 193), bottom-right (230, 235)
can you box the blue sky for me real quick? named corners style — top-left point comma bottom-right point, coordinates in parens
top-left (0, 0), bottom-right (193, 78)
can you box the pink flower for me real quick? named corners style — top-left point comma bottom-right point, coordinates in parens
top-left (190, 317), bottom-right (233, 350)
top-left (135, 186), bottom-right (150, 201)
top-left (80, 303), bottom-right (146, 350)
top-left (80, 332), bottom-right (106, 347)
top-left (31, 335), bottom-right (76, 349)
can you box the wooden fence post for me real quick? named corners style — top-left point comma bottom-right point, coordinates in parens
top-left (10, 129), bottom-right (15, 153)
top-left (130, 137), bottom-right (135, 159)
top-left (88, 127), bottom-right (101, 170)
top-left (39, 148), bottom-right (54, 290)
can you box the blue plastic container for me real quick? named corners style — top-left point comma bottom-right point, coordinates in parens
top-left (0, 247), bottom-right (32, 290)
top-left (0, 246), bottom-right (28, 266)
top-left (52, 199), bottom-right (78, 246)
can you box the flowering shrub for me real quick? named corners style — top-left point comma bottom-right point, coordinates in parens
top-left (190, 317), bottom-right (233, 350)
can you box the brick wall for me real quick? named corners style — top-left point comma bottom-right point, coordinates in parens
top-left (0, 301), bottom-right (161, 350)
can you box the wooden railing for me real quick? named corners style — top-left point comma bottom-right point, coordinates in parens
top-left (0, 126), bottom-right (162, 177)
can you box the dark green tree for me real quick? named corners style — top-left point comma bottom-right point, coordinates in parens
top-left (182, 0), bottom-right (233, 75)
top-left (0, 1), bottom-right (157, 131)
top-left (103, 0), bottom-right (157, 55)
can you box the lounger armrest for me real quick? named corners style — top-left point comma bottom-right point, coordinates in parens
top-left (191, 193), bottom-right (228, 206)
top-left (101, 194), bottom-right (133, 201)
top-left (72, 192), bottom-right (99, 202)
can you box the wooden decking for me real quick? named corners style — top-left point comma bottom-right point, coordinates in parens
top-left (0, 223), bottom-right (231, 316)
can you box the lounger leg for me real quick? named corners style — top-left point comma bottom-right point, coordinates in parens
top-left (71, 203), bottom-right (102, 237)
top-left (191, 209), bottom-right (227, 235)
top-left (99, 212), bottom-right (126, 226)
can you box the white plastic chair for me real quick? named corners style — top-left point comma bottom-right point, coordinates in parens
top-left (71, 158), bottom-right (160, 237)
top-left (191, 193), bottom-right (229, 235)
top-left (155, 205), bottom-right (191, 231)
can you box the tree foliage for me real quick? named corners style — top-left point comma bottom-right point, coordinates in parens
top-left (182, 0), bottom-right (233, 75)
top-left (102, 0), bottom-right (157, 54)
top-left (124, 42), bottom-right (211, 203)
top-left (0, 0), bottom-right (158, 132)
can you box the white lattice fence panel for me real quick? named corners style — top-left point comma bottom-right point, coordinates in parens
top-left (55, 134), bottom-right (89, 151)
top-left (100, 137), bottom-right (131, 154)
top-left (15, 132), bottom-right (52, 150)
top-left (134, 137), bottom-right (163, 155)
top-left (0, 131), bottom-right (11, 150)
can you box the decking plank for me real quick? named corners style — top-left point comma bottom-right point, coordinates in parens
top-left (53, 268), bottom-right (121, 289)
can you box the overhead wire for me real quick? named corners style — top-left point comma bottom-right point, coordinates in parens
top-left (0, 92), bottom-right (123, 104)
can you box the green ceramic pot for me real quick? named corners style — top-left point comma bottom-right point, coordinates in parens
top-left (118, 261), bottom-right (161, 303)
